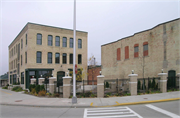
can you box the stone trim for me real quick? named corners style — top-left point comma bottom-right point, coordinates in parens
top-left (158, 73), bottom-right (167, 76)
top-left (129, 82), bottom-right (137, 84)
top-left (97, 83), bottom-right (104, 85)
top-left (63, 84), bottom-right (71, 86)
top-left (128, 74), bottom-right (138, 77)
top-left (97, 75), bottom-right (105, 78)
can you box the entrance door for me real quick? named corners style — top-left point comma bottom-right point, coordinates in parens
top-left (57, 71), bottom-right (65, 87)
top-left (168, 70), bottom-right (176, 88)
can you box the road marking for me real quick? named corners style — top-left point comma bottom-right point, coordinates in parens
top-left (84, 107), bottom-right (143, 118)
top-left (90, 102), bottom-right (93, 106)
top-left (0, 90), bottom-right (12, 95)
top-left (146, 104), bottom-right (180, 118)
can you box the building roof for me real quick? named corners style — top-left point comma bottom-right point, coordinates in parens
top-left (9, 22), bottom-right (88, 47)
top-left (0, 73), bottom-right (8, 80)
top-left (101, 18), bottom-right (180, 47)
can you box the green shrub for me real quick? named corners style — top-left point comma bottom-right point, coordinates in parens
top-left (12, 86), bottom-right (23, 92)
top-left (90, 94), bottom-right (96, 97)
top-left (2, 86), bottom-right (8, 89)
top-left (106, 82), bottom-right (109, 88)
top-left (152, 78), bottom-right (156, 89)
top-left (35, 85), bottom-right (40, 94)
top-left (29, 84), bottom-right (36, 92)
top-left (31, 88), bottom-right (36, 94)
top-left (138, 80), bottom-right (141, 90)
top-left (6, 84), bottom-right (9, 86)
top-left (40, 85), bottom-right (45, 91)
top-left (148, 80), bottom-right (152, 89)
top-left (85, 91), bottom-right (92, 97)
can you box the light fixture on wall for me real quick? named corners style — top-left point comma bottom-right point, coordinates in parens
top-left (100, 71), bottom-right (101, 75)
top-left (52, 74), bottom-right (53, 77)
top-left (162, 69), bottom-right (163, 73)
top-left (41, 75), bottom-right (42, 77)
top-left (132, 70), bottom-right (134, 74)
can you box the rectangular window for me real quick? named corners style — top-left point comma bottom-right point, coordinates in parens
top-left (125, 46), bottom-right (129, 59)
top-left (14, 47), bottom-right (15, 55)
top-left (21, 72), bottom-right (24, 84)
top-left (25, 52), bottom-right (27, 63)
top-left (63, 37), bottom-right (67, 47)
top-left (78, 54), bottom-right (82, 64)
top-left (143, 44), bottom-right (148, 56)
top-left (26, 34), bottom-right (27, 45)
top-left (48, 52), bottom-right (52, 63)
top-left (55, 36), bottom-right (60, 46)
top-left (78, 39), bottom-right (82, 48)
top-left (70, 54), bottom-right (73, 64)
top-left (18, 43), bottom-right (20, 61)
top-left (21, 55), bottom-right (22, 65)
top-left (63, 53), bottom-right (67, 64)
top-left (37, 51), bottom-right (42, 63)
top-left (48, 35), bottom-right (53, 46)
top-left (21, 39), bottom-right (23, 49)
top-left (70, 38), bottom-right (73, 48)
top-left (55, 53), bottom-right (60, 64)
top-left (134, 44), bottom-right (139, 58)
top-left (117, 48), bottom-right (121, 60)
top-left (37, 33), bottom-right (42, 45)
top-left (12, 49), bottom-right (13, 56)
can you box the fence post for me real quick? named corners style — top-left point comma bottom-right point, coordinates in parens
top-left (97, 73), bottom-right (104, 98)
top-left (31, 78), bottom-right (36, 85)
top-left (128, 73), bottom-right (138, 96)
top-left (38, 78), bottom-right (45, 85)
top-left (63, 75), bottom-right (72, 98)
top-left (176, 73), bottom-right (180, 89)
top-left (49, 77), bottom-right (56, 94)
top-left (158, 73), bottom-right (167, 93)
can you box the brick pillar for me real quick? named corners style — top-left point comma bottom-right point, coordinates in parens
top-left (63, 76), bottom-right (72, 98)
top-left (30, 78), bottom-right (36, 84)
top-left (158, 73), bottom-right (167, 93)
top-left (128, 74), bottom-right (138, 96)
top-left (38, 78), bottom-right (45, 85)
top-left (49, 77), bottom-right (56, 94)
top-left (97, 75), bottom-right (104, 98)
top-left (177, 73), bottom-right (180, 90)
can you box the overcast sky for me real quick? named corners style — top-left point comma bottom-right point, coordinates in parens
top-left (0, 0), bottom-right (179, 75)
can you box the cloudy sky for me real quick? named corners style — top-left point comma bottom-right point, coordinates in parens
top-left (0, 0), bottom-right (179, 75)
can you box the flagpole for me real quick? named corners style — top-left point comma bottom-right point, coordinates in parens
top-left (72, 0), bottom-right (77, 104)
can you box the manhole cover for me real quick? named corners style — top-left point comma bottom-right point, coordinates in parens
top-left (15, 100), bottom-right (22, 102)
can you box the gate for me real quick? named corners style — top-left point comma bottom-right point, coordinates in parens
top-left (54, 79), bottom-right (63, 97)
top-left (167, 70), bottom-right (176, 89)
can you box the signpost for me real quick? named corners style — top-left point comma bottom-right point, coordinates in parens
top-left (72, 0), bottom-right (77, 104)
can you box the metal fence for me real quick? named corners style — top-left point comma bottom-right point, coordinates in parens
top-left (137, 77), bottom-right (160, 93)
top-left (42, 79), bottom-right (49, 93)
top-left (71, 80), bottom-right (97, 98)
top-left (54, 80), bottom-right (63, 97)
top-left (167, 76), bottom-right (179, 90)
top-left (104, 79), bottom-right (130, 96)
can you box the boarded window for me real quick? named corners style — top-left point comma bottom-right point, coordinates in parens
top-left (117, 48), bottom-right (121, 60)
top-left (125, 46), bottom-right (129, 59)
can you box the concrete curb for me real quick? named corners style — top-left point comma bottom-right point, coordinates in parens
top-left (1, 98), bottom-right (179, 108)
top-left (91, 97), bottom-right (180, 107)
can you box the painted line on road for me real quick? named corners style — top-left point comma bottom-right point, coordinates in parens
top-left (91, 98), bottom-right (180, 107)
top-left (0, 90), bottom-right (12, 95)
top-left (146, 104), bottom-right (180, 118)
top-left (90, 102), bottom-right (93, 106)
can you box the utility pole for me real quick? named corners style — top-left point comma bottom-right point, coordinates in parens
top-left (72, 0), bottom-right (77, 104)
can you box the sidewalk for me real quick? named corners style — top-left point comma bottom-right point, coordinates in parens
top-left (0, 88), bottom-right (180, 108)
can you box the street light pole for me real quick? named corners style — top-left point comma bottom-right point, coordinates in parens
top-left (72, 0), bottom-right (77, 104)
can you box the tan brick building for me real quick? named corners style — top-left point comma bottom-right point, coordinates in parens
top-left (8, 22), bottom-right (88, 89)
top-left (101, 18), bottom-right (180, 80)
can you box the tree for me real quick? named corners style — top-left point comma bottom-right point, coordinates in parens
top-left (69, 65), bottom-right (87, 81)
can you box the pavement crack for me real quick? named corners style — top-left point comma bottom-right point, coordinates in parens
top-left (58, 106), bottom-right (72, 118)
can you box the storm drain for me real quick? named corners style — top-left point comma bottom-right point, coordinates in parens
top-left (15, 100), bottom-right (22, 102)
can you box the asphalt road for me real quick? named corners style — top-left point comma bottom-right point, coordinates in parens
top-left (0, 100), bottom-right (180, 118)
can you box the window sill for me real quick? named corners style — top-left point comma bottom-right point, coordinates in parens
top-left (124, 58), bottom-right (130, 61)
